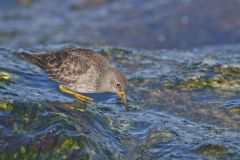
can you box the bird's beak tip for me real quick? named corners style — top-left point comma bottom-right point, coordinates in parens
top-left (118, 91), bottom-right (128, 111)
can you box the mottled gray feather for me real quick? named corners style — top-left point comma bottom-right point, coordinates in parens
top-left (18, 48), bottom-right (110, 85)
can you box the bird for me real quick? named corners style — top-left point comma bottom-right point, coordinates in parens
top-left (17, 48), bottom-right (129, 111)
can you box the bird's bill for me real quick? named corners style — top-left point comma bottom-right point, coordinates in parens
top-left (118, 91), bottom-right (128, 111)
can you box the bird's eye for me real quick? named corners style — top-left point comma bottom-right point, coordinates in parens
top-left (116, 83), bottom-right (121, 88)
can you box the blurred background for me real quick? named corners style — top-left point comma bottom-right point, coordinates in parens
top-left (1, 0), bottom-right (240, 50)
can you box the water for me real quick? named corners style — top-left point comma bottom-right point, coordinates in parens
top-left (0, 44), bottom-right (240, 159)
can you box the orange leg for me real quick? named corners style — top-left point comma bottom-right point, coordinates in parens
top-left (59, 86), bottom-right (95, 105)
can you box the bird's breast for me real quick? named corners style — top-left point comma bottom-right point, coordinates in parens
top-left (65, 66), bottom-right (100, 93)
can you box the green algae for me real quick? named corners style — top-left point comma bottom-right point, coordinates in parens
top-left (165, 76), bottom-right (240, 95)
top-left (165, 65), bottom-right (240, 94)
top-left (0, 137), bottom-right (91, 160)
top-left (0, 71), bottom-right (11, 83)
top-left (0, 102), bottom-right (97, 160)
top-left (196, 144), bottom-right (227, 156)
top-left (48, 136), bottom-right (91, 159)
top-left (148, 130), bottom-right (177, 142)
top-left (0, 102), bottom-right (13, 110)
top-left (229, 106), bottom-right (240, 115)
top-left (215, 66), bottom-right (240, 77)
top-left (5, 145), bottom-right (38, 160)
top-left (178, 76), bottom-right (209, 89)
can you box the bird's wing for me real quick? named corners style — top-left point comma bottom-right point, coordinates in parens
top-left (18, 48), bottom-right (110, 85)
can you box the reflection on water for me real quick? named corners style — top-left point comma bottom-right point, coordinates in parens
top-left (0, 45), bottom-right (240, 159)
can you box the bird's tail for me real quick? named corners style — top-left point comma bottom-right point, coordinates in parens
top-left (17, 52), bottom-right (33, 61)
top-left (16, 51), bottom-right (46, 69)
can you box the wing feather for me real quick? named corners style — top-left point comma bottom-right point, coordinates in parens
top-left (18, 48), bottom-right (110, 85)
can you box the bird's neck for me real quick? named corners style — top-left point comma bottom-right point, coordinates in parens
top-left (98, 68), bottom-right (113, 92)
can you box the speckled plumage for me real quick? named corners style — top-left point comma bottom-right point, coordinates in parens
top-left (18, 48), bottom-right (129, 110)
top-left (17, 48), bottom-right (127, 93)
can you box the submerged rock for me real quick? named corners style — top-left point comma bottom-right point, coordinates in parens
top-left (196, 144), bottom-right (227, 156)
top-left (139, 129), bottom-right (178, 151)
top-left (165, 65), bottom-right (240, 96)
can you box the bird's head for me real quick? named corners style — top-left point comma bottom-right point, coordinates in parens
top-left (100, 67), bottom-right (129, 111)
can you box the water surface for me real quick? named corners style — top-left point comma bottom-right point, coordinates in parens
top-left (0, 44), bottom-right (240, 159)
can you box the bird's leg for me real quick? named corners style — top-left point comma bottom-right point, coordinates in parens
top-left (59, 86), bottom-right (95, 105)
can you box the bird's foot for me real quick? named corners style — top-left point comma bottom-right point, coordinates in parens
top-left (74, 93), bottom-right (95, 105)
top-left (59, 86), bottom-right (95, 105)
